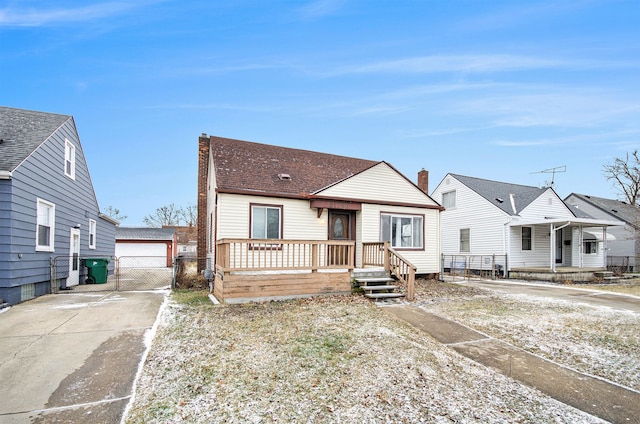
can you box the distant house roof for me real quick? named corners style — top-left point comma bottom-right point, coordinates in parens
top-left (163, 225), bottom-right (197, 244)
top-left (210, 136), bottom-right (379, 197)
top-left (566, 193), bottom-right (639, 229)
top-left (450, 174), bottom-right (550, 215)
top-left (116, 227), bottom-right (176, 241)
top-left (0, 106), bottom-right (71, 173)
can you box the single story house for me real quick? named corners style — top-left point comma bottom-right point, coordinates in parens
top-left (0, 106), bottom-right (117, 305)
top-left (565, 193), bottom-right (639, 272)
top-left (431, 173), bottom-right (623, 281)
top-left (197, 134), bottom-right (443, 302)
top-left (115, 227), bottom-right (176, 267)
top-left (163, 224), bottom-right (198, 257)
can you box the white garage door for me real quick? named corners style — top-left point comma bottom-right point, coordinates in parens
top-left (116, 242), bottom-right (167, 267)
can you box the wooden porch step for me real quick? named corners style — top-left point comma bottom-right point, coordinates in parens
top-left (354, 277), bottom-right (395, 284)
top-left (365, 293), bottom-right (405, 299)
top-left (361, 285), bottom-right (398, 291)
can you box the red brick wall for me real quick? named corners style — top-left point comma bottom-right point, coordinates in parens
top-left (197, 134), bottom-right (210, 272)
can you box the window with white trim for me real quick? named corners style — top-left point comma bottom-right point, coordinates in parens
top-left (380, 213), bottom-right (423, 248)
top-left (89, 219), bottom-right (97, 249)
top-left (460, 228), bottom-right (470, 252)
top-left (36, 199), bottom-right (55, 251)
top-left (251, 205), bottom-right (282, 239)
top-left (442, 190), bottom-right (456, 209)
top-left (521, 227), bottom-right (532, 251)
top-left (64, 139), bottom-right (76, 180)
top-left (584, 240), bottom-right (598, 254)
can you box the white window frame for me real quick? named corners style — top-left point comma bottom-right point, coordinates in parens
top-left (380, 213), bottom-right (424, 249)
top-left (251, 204), bottom-right (282, 239)
top-left (460, 228), bottom-right (470, 252)
top-left (583, 240), bottom-right (598, 254)
top-left (64, 139), bottom-right (76, 180)
top-left (36, 198), bottom-right (55, 252)
top-left (521, 227), bottom-right (533, 251)
top-left (89, 219), bottom-right (97, 249)
top-left (442, 190), bottom-right (456, 209)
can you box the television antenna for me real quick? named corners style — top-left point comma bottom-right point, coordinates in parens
top-left (530, 165), bottom-right (566, 188)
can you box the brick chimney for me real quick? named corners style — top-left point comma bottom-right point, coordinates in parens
top-left (417, 168), bottom-right (429, 194)
top-left (197, 134), bottom-right (210, 272)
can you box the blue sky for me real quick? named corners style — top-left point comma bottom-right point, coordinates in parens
top-left (1, 0), bottom-right (638, 225)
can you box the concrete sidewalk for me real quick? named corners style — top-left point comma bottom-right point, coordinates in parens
top-left (386, 304), bottom-right (640, 424)
top-left (0, 290), bottom-right (166, 423)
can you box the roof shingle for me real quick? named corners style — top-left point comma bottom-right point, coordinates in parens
top-left (210, 136), bottom-right (379, 197)
top-left (0, 106), bottom-right (71, 173)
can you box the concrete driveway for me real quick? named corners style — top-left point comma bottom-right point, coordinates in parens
top-left (0, 290), bottom-right (167, 423)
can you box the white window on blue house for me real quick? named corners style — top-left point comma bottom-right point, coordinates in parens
top-left (64, 139), bottom-right (76, 180)
top-left (380, 213), bottom-right (423, 249)
top-left (36, 198), bottom-right (55, 252)
top-left (442, 190), bottom-right (456, 209)
top-left (89, 219), bottom-right (97, 249)
top-left (251, 204), bottom-right (282, 239)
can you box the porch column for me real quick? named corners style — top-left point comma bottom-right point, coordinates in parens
top-left (550, 224), bottom-right (556, 272)
top-left (579, 225), bottom-right (584, 268)
top-left (602, 227), bottom-right (607, 268)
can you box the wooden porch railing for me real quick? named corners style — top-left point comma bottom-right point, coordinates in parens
top-left (362, 242), bottom-right (416, 301)
top-left (216, 239), bottom-right (355, 272)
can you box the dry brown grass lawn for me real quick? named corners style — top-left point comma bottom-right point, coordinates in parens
top-left (120, 278), bottom-right (640, 423)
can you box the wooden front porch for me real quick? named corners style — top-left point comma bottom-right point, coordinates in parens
top-left (214, 239), bottom-right (415, 303)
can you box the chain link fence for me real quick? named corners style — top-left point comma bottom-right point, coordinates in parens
top-left (441, 254), bottom-right (508, 281)
top-left (52, 256), bottom-right (173, 293)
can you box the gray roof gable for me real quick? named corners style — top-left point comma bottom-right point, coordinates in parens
top-left (116, 227), bottom-right (176, 241)
top-left (451, 174), bottom-right (550, 215)
top-left (566, 193), bottom-right (639, 228)
top-left (0, 106), bottom-right (71, 173)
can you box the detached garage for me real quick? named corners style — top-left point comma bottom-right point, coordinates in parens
top-left (115, 227), bottom-right (177, 267)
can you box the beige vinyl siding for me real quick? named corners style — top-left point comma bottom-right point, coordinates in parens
top-left (216, 193), bottom-right (327, 240)
top-left (317, 163), bottom-right (439, 206)
top-left (432, 175), bottom-right (508, 256)
top-left (360, 204), bottom-right (440, 274)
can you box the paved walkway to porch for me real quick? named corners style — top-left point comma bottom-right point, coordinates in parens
top-left (384, 304), bottom-right (640, 424)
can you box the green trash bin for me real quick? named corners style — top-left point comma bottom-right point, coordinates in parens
top-left (83, 258), bottom-right (110, 284)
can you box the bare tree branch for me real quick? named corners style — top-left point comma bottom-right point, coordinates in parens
top-left (143, 204), bottom-right (183, 227)
top-left (104, 205), bottom-right (127, 223)
top-left (603, 149), bottom-right (640, 207)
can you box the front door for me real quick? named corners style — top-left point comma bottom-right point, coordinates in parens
top-left (555, 228), bottom-right (563, 265)
top-left (328, 211), bottom-right (355, 266)
top-left (68, 228), bottom-right (80, 286)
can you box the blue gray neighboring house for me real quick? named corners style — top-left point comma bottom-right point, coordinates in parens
top-left (0, 106), bottom-right (118, 305)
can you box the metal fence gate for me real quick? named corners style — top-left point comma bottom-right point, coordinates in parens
top-left (441, 254), bottom-right (508, 281)
top-left (51, 256), bottom-right (174, 293)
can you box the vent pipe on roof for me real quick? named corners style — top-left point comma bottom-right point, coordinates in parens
top-left (509, 193), bottom-right (517, 214)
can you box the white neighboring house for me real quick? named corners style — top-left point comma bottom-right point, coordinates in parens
top-left (431, 174), bottom-right (623, 277)
top-left (565, 193), bottom-right (639, 271)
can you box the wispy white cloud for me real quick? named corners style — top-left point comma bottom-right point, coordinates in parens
top-left (0, 1), bottom-right (162, 27)
top-left (297, 0), bottom-right (346, 20)
top-left (328, 54), bottom-right (568, 76)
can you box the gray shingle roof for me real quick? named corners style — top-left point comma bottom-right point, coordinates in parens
top-left (116, 227), bottom-right (176, 241)
top-left (566, 193), bottom-right (639, 228)
top-left (0, 106), bottom-right (71, 172)
top-left (451, 174), bottom-right (549, 215)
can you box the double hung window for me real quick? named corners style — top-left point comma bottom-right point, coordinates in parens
top-left (36, 199), bottom-right (55, 251)
top-left (380, 213), bottom-right (423, 249)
